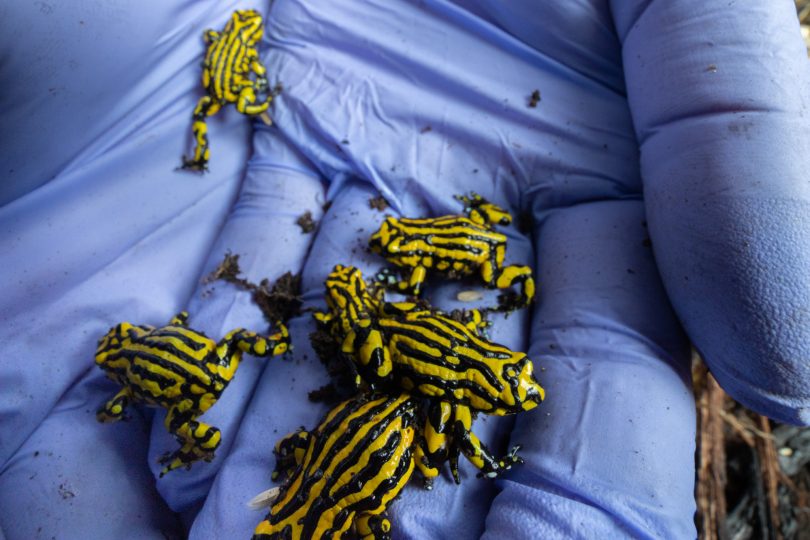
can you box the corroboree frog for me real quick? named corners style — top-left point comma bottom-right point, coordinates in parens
top-left (181, 9), bottom-right (273, 172)
top-left (369, 193), bottom-right (535, 308)
top-left (94, 311), bottom-right (289, 476)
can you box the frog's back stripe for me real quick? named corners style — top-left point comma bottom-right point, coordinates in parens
top-left (207, 15), bottom-right (264, 101)
top-left (258, 394), bottom-right (415, 539)
top-left (378, 317), bottom-right (515, 381)
top-left (385, 216), bottom-right (506, 242)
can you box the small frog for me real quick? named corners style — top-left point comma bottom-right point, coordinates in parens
top-left (369, 193), bottom-right (535, 308)
top-left (252, 393), bottom-right (417, 540)
top-left (95, 311), bottom-right (289, 476)
top-left (315, 265), bottom-right (544, 483)
top-left (181, 10), bottom-right (273, 172)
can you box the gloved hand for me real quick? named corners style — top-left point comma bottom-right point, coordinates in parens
top-left (1, 1), bottom-right (808, 540)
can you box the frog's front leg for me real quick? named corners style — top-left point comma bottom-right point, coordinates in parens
top-left (182, 96), bottom-right (222, 172)
top-left (342, 318), bottom-right (392, 382)
top-left (451, 404), bottom-right (522, 479)
top-left (355, 511), bottom-right (394, 540)
top-left (96, 387), bottom-right (132, 423)
top-left (272, 429), bottom-right (310, 482)
top-left (160, 406), bottom-right (222, 476)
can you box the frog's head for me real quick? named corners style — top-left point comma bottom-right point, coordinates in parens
top-left (456, 193), bottom-right (512, 227)
top-left (94, 322), bottom-right (134, 367)
top-left (492, 353), bottom-right (544, 414)
top-left (228, 9), bottom-right (264, 45)
top-left (323, 265), bottom-right (378, 333)
top-left (369, 217), bottom-right (399, 255)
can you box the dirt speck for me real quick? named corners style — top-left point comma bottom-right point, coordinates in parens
top-left (528, 89), bottom-right (541, 108)
top-left (297, 211), bottom-right (316, 234)
top-left (368, 195), bottom-right (389, 211)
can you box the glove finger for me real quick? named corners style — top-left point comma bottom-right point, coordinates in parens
top-left (484, 200), bottom-right (696, 539)
top-left (151, 126), bottom-right (326, 514)
top-left (0, 369), bottom-right (182, 539)
top-left (613, 0), bottom-right (810, 423)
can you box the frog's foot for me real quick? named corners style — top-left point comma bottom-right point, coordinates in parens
top-left (96, 388), bottom-right (131, 423)
top-left (476, 445), bottom-right (523, 479)
top-left (374, 267), bottom-right (400, 287)
top-left (159, 419), bottom-right (221, 476)
top-left (355, 511), bottom-right (393, 540)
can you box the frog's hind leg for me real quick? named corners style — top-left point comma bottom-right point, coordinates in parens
top-left (494, 265), bottom-right (535, 308)
top-left (159, 406), bottom-right (222, 476)
top-left (96, 387), bottom-right (132, 423)
top-left (235, 85), bottom-right (271, 121)
top-left (221, 324), bottom-right (291, 361)
top-left (451, 404), bottom-right (522, 479)
top-left (181, 96), bottom-right (221, 172)
top-left (413, 400), bottom-right (453, 488)
top-left (355, 511), bottom-right (394, 540)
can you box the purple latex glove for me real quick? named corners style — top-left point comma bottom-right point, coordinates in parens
top-left (2, 1), bottom-right (809, 540)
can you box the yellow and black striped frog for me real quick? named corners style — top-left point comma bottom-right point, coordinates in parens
top-left (94, 311), bottom-right (289, 476)
top-left (181, 9), bottom-right (273, 172)
top-left (251, 392), bottom-right (417, 540)
top-left (314, 265), bottom-right (544, 484)
top-left (369, 193), bottom-right (535, 308)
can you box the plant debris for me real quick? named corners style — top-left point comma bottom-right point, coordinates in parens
top-left (528, 89), bottom-right (541, 108)
top-left (296, 211), bottom-right (317, 234)
top-left (204, 253), bottom-right (302, 323)
top-left (694, 356), bottom-right (810, 540)
top-left (368, 195), bottom-right (389, 212)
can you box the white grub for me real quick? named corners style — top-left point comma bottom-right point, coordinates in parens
top-left (456, 290), bottom-right (484, 302)
top-left (248, 486), bottom-right (282, 509)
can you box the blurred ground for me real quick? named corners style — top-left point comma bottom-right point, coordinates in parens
top-left (798, 0), bottom-right (810, 52)
top-left (694, 357), bottom-right (810, 540)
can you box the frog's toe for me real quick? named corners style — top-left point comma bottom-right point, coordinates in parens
top-left (180, 156), bottom-right (209, 173)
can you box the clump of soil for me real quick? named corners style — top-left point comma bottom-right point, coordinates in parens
top-left (308, 327), bottom-right (359, 403)
top-left (252, 272), bottom-right (303, 323)
top-left (296, 211), bottom-right (316, 233)
top-left (368, 195), bottom-right (389, 211)
top-left (204, 253), bottom-right (302, 323)
top-left (528, 89), bottom-right (541, 108)
top-left (203, 252), bottom-right (250, 288)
